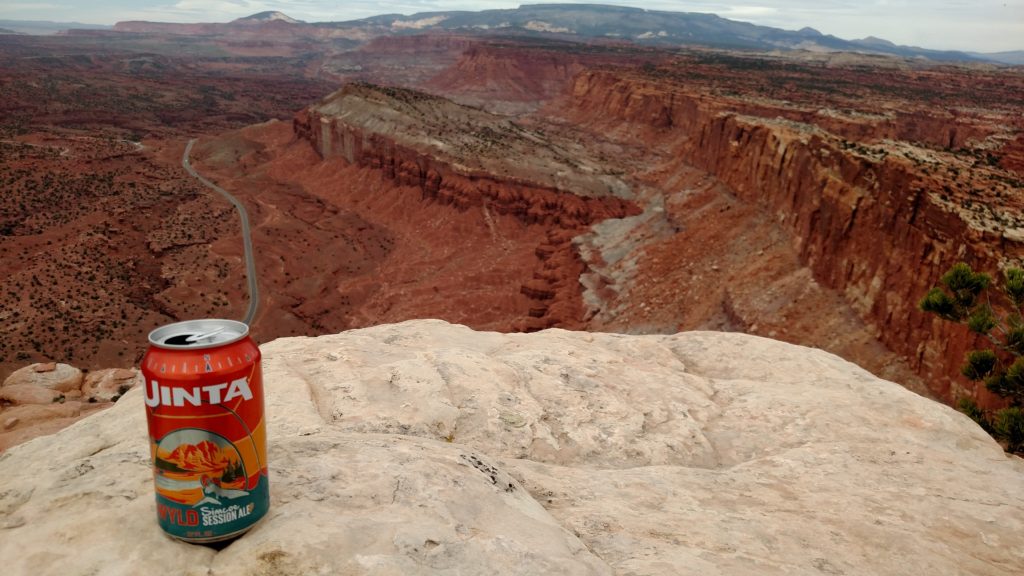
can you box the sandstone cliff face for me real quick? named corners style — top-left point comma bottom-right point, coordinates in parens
top-left (297, 108), bottom-right (631, 228)
top-left (564, 70), bottom-right (1024, 405)
top-left (563, 70), bottom-right (995, 151)
top-left (427, 43), bottom-right (585, 111)
top-left (294, 84), bottom-right (640, 330)
top-left (1, 321), bottom-right (1021, 575)
top-left (319, 34), bottom-right (474, 87)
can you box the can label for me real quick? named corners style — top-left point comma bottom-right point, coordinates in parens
top-left (142, 320), bottom-right (269, 542)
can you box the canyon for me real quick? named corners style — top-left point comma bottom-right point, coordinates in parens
top-left (2, 21), bottom-right (1024, 447)
top-left (552, 56), bottom-right (1024, 405)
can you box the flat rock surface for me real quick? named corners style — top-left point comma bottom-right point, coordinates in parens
top-left (0, 320), bottom-right (1021, 575)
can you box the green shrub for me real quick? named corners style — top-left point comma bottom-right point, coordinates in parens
top-left (921, 262), bottom-right (1024, 454)
top-left (994, 407), bottom-right (1024, 453)
top-left (956, 397), bottom-right (992, 433)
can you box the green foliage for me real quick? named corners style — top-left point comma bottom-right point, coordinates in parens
top-left (919, 287), bottom-right (960, 320)
top-left (1006, 356), bottom-right (1024, 383)
top-left (1001, 358), bottom-right (1024, 404)
top-left (986, 372), bottom-right (1013, 398)
top-left (962, 349), bottom-right (997, 380)
top-left (957, 397), bottom-right (992, 433)
top-left (1005, 317), bottom-right (1024, 355)
top-left (994, 408), bottom-right (1024, 453)
top-left (922, 262), bottom-right (1024, 454)
top-left (967, 305), bottom-right (997, 334)
top-left (1005, 268), bottom-right (1024, 307)
top-left (940, 262), bottom-right (990, 311)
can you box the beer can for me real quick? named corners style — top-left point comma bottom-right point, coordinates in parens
top-left (141, 319), bottom-right (269, 543)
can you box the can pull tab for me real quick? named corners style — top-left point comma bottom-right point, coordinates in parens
top-left (185, 327), bottom-right (226, 343)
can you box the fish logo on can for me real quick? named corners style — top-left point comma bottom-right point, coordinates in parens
top-left (141, 319), bottom-right (269, 543)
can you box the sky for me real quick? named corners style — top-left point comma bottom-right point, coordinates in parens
top-left (1, 1), bottom-right (1022, 53)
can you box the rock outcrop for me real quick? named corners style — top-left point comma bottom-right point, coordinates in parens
top-left (294, 83), bottom-right (640, 330)
top-left (427, 42), bottom-right (585, 112)
top-left (0, 384), bottom-right (65, 406)
top-left (81, 368), bottom-right (140, 403)
top-left (1, 321), bottom-right (1021, 575)
top-left (2, 363), bottom-right (83, 393)
top-left (562, 69), bottom-right (1024, 406)
top-left (0, 364), bottom-right (138, 452)
top-left (295, 83), bottom-right (636, 225)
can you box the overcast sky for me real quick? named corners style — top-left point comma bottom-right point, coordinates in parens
top-left (1, 1), bottom-right (1021, 53)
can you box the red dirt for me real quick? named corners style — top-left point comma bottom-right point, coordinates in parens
top-left (3, 31), bottom-right (1024, 452)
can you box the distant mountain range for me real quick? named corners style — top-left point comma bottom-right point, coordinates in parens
top-left (321, 3), bottom-right (1011, 63)
top-left (232, 11), bottom-right (301, 25)
top-left (0, 19), bottom-right (110, 35)
top-left (968, 50), bottom-right (1024, 65)
top-left (5, 4), bottom-right (1021, 64)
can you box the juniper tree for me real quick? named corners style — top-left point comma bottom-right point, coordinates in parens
top-left (920, 262), bottom-right (1024, 453)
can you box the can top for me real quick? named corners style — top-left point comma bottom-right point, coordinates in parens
top-left (147, 319), bottom-right (249, 350)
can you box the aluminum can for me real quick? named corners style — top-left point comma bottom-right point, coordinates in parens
top-left (141, 319), bottom-right (269, 543)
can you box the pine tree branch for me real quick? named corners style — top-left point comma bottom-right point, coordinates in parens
top-left (986, 292), bottom-right (1010, 338)
top-left (983, 331), bottom-right (1016, 355)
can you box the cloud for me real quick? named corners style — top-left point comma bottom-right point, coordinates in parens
top-left (720, 6), bottom-right (779, 18)
top-left (0, 2), bottom-right (61, 14)
top-left (170, 0), bottom-right (279, 18)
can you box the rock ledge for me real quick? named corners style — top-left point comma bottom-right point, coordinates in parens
top-left (0, 320), bottom-right (1021, 575)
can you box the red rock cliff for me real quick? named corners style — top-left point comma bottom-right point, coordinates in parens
top-left (427, 43), bottom-right (585, 105)
top-left (293, 88), bottom-right (639, 331)
top-left (565, 70), bottom-right (1024, 405)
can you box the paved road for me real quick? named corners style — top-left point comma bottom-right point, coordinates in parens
top-left (182, 139), bottom-right (259, 326)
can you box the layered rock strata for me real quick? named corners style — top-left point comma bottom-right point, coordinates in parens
top-left (1, 321), bottom-right (1021, 574)
top-left (564, 69), bottom-right (1024, 405)
top-left (426, 42), bottom-right (586, 112)
top-left (294, 83), bottom-right (640, 330)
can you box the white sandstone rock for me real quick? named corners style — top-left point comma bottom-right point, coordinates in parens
top-left (81, 368), bottom-right (139, 402)
top-left (2, 363), bottom-right (83, 393)
top-left (0, 384), bottom-right (65, 405)
top-left (0, 320), bottom-right (1021, 575)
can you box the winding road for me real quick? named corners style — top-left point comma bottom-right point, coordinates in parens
top-left (182, 139), bottom-right (259, 326)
